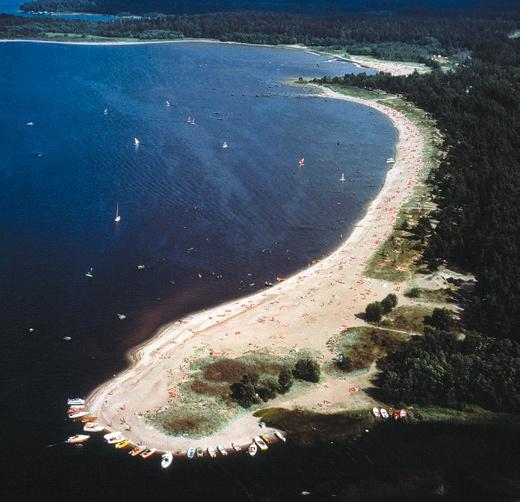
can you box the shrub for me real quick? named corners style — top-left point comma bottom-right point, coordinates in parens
top-left (256, 377), bottom-right (280, 402)
top-left (381, 293), bottom-right (398, 314)
top-left (293, 358), bottom-right (321, 383)
top-left (365, 301), bottom-right (384, 322)
top-left (278, 368), bottom-right (294, 393)
top-left (425, 308), bottom-right (455, 331)
top-left (230, 373), bottom-right (260, 408)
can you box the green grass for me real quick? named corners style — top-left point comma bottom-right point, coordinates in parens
top-left (377, 305), bottom-right (433, 333)
top-left (405, 287), bottom-right (454, 303)
top-left (327, 326), bottom-right (408, 372)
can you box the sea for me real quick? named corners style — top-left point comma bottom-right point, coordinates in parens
top-left (0, 40), bottom-right (400, 500)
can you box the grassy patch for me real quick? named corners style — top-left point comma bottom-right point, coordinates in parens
top-left (327, 326), bottom-right (407, 372)
top-left (405, 287), bottom-right (454, 303)
top-left (254, 407), bottom-right (372, 445)
top-left (377, 305), bottom-right (433, 333)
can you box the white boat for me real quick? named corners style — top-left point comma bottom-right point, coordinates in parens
top-left (165, 100), bottom-right (171, 107)
top-left (274, 431), bottom-right (286, 443)
top-left (380, 408), bottom-right (389, 419)
top-left (117, 314), bottom-right (127, 320)
top-left (186, 115), bottom-right (195, 125)
top-left (67, 434), bottom-right (90, 444)
top-left (83, 422), bottom-right (105, 433)
top-left (161, 451), bottom-right (173, 469)
top-left (254, 436), bottom-right (268, 451)
top-left (85, 267), bottom-right (94, 278)
top-left (104, 431), bottom-right (123, 444)
top-left (222, 141), bottom-right (228, 149)
top-left (248, 443), bottom-right (257, 456)
top-left (298, 158), bottom-right (305, 166)
top-left (187, 447), bottom-right (195, 459)
top-left (137, 264), bottom-right (146, 270)
top-left (340, 173), bottom-right (346, 182)
top-left (231, 442), bottom-right (241, 452)
top-left (207, 446), bottom-right (217, 458)
top-left (386, 157), bottom-right (395, 164)
top-left (67, 398), bottom-right (85, 406)
top-left (217, 445), bottom-right (228, 456)
top-left (372, 407), bottom-right (381, 418)
top-left (114, 202), bottom-right (121, 223)
top-left (26, 122), bottom-right (34, 126)
top-left (103, 108), bottom-right (108, 115)
top-left (69, 410), bottom-right (89, 419)
top-left (134, 137), bottom-right (140, 146)
top-left (399, 409), bottom-right (408, 418)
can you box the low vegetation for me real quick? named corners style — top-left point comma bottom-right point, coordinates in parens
top-left (365, 293), bottom-right (398, 322)
top-left (378, 305), bottom-right (434, 333)
top-left (405, 286), bottom-right (454, 303)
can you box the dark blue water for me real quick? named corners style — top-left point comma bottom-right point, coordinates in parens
top-left (0, 42), bottom-right (396, 500)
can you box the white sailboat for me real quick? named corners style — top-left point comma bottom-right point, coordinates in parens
top-left (134, 137), bottom-right (140, 146)
top-left (114, 202), bottom-right (121, 223)
top-left (222, 141), bottom-right (228, 149)
top-left (165, 100), bottom-right (171, 107)
top-left (103, 108), bottom-right (108, 115)
top-left (340, 173), bottom-right (346, 182)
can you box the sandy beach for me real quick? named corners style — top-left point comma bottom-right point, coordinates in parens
top-left (84, 83), bottom-right (426, 454)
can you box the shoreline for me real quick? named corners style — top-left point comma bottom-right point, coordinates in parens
top-left (84, 83), bottom-right (428, 455)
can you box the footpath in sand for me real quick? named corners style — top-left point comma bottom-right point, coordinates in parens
top-left (87, 85), bottom-right (426, 453)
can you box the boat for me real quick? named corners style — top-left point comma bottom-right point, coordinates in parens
top-left (222, 141), bottom-right (228, 149)
top-left (386, 157), bottom-right (395, 164)
top-left (380, 408), bottom-right (389, 419)
top-left (207, 447), bottom-right (217, 458)
top-left (372, 407), bottom-right (381, 418)
top-left (103, 108), bottom-right (108, 115)
top-left (81, 415), bottom-right (96, 423)
top-left (67, 434), bottom-right (90, 444)
top-left (117, 314), bottom-right (127, 320)
top-left (161, 451), bottom-right (173, 469)
top-left (26, 122), bottom-right (34, 126)
top-left (114, 202), bottom-right (121, 223)
top-left (67, 406), bottom-right (86, 413)
top-left (217, 445), bottom-right (228, 456)
top-left (274, 431), bottom-right (286, 443)
top-left (254, 437), bottom-right (268, 451)
top-left (85, 267), bottom-right (94, 278)
top-left (340, 173), bottom-right (346, 182)
top-left (260, 434), bottom-right (271, 445)
top-left (83, 422), bottom-right (105, 433)
top-left (129, 445), bottom-right (146, 456)
top-left (140, 448), bottom-right (156, 459)
top-left (165, 100), bottom-right (171, 107)
top-left (137, 264), bottom-right (146, 270)
top-left (399, 408), bottom-right (408, 418)
top-left (69, 410), bottom-right (89, 419)
top-left (248, 443), bottom-right (258, 456)
top-left (67, 398), bottom-right (85, 406)
top-left (104, 431), bottom-right (123, 444)
top-left (196, 447), bottom-right (204, 458)
top-left (298, 158), bottom-right (305, 166)
top-left (187, 447), bottom-right (195, 459)
top-left (134, 137), bottom-right (140, 146)
top-left (115, 440), bottom-right (131, 449)
top-left (231, 442), bottom-right (241, 452)
top-left (186, 115), bottom-right (195, 125)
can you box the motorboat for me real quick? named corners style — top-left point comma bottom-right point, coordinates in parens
top-left (115, 440), bottom-right (131, 449)
top-left (340, 173), bottom-right (346, 182)
top-left (85, 267), bottom-right (94, 278)
top-left (129, 445), bottom-right (146, 456)
top-left (254, 437), bottom-right (268, 451)
top-left (134, 137), bottom-right (140, 146)
top-left (399, 409), bottom-right (408, 418)
top-left (372, 407), bottom-right (381, 418)
top-left (231, 442), bottom-right (241, 452)
top-left (161, 451), bottom-right (173, 469)
top-left (196, 447), bottom-right (204, 458)
top-left (248, 443), bottom-right (257, 456)
top-left (165, 100), bottom-right (171, 107)
top-left (187, 447), bottom-right (195, 459)
top-left (141, 448), bottom-right (156, 459)
top-left (114, 202), bottom-right (121, 223)
top-left (274, 431), bottom-right (286, 443)
top-left (83, 422), bottom-right (105, 433)
top-left (260, 434), bottom-right (271, 445)
top-left (207, 447), bottom-right (217, 458)
top-left (386, 157), bottom-right (395, 164)
top-left (104, 431), bottom-right (123, 444)
top-left (380, 408), bottom-right (389, 419)
top-left (217, 445), bottom-right (228, 456)
top-left (298, 158), bottom-right (305, 166)
top-left (69, 410), bottom-right (90, 419)
top-left (67, 398), bottom-right (85, 406)
top-left (67, 434), bottom-right (90, 444)
top-left (222, 141), bottom-right (228, 149)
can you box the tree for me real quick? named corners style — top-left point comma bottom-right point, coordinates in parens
top-left (293, 358), bottom-right (320, 383)
top-left (365, 301), bottom-right (384, 322)
top-left (230, 373), bottom-right (260, 408)
top-left (278, 368), bottom-right (294, 393)
top-left (256, 377), bottom-right (279, 402)
top-left (425, 308), bottom-right (455, 331)
top-left (381, 293), bottom-right (398, 314)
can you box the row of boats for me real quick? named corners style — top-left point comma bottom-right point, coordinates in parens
top-left (65, 398), bottom-right (286, 468)
top-left (372, 406), bottom-right (407, 420)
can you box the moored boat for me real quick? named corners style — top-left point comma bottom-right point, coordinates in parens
top-left (129, 445), bottom-right (146, 457)
top-left (380, 408), bottom-right (389, 419)
top-left (217, 445), bottom-right (228, 456)
top-left (399, 408), bottom-right (408, 418)
top-left (67, 398), bottom-right (85, 406)
top-left (161, 451), bottom-right (173, 469)
top-left (248, 443), bottom-right (258, 456)
top-left (83, 422), bottom-right (105, 433)
top-left (196, 447), bottom-right (204, 458)
top-left (386, 157), bottom-right (395, 164)
top-left (141, 448), bottom-right (156, 459)
top-left (231, 442), bottom-right (241, 452)
top-left (69, 410), bottom-right (90, 419)
top-left (104, 431), bottom-right (123, 443)
top-left (260, 434), bottom-right (271, 445)
top-left (207, 447), bottom-right (217, 458)
top-left (254, 436), bottom-right (268, 451)
top-left (67, 434), bottom-right (90, 444)
top-left (274, 431), bottom-right (286, 443)
top-left (372, 407), bottom-right (381, 418)
top-left (187, 447), bottom-right (195, 459)
top-left (115, 440), bottom-right (131, 449)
